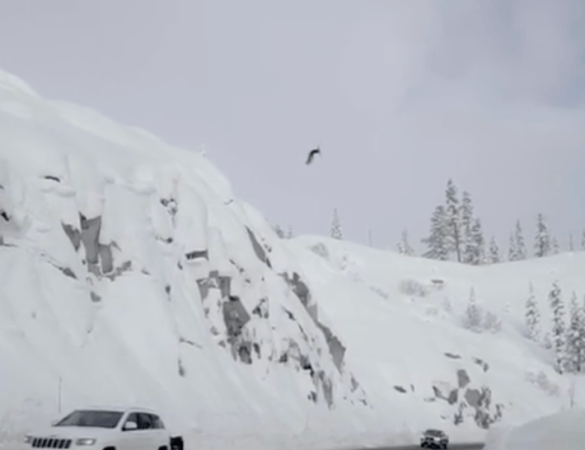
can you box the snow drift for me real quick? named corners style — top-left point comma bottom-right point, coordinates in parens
top-left (483, 409), bottom-right (585, 450)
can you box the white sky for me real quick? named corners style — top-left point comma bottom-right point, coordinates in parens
top-left (1, 0), bottom-right (584, 253)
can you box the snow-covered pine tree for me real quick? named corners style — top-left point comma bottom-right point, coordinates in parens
top-left (535, 213), bottom-right (551, 258)
top-left (569, 234), bottom-right (574, 252)
top-left (549, 281), bottom-right (567, 373)
top-left (397, 229), bottom-right (414, 256)
top-left (578, 296), bottom-right (585, 372)
top-left (508, 233), bottom-right (518, 261)
top-left (566, 292), bottom-right (582, 373)
top-left (525, 282), bottom-right (540, 340)
top-left (445, 179), bottom-right (462, 262)
top-left (330, 208), bottom-right (342, 239)
top-left (463, 287), bottom-right (482, 331)
top-left (286, 224), bottom-right (294, 239)
top-left (488, 236), bottom-right (500, 264)
top-left (396, 238), bottom-right (404, 254)
top-left (422, 205), bottom-right (449, 260)
top-left (272, 223), bottom-right (286, 238)
top-left (460, 191), bottom-right (474, 264)
top-left (469, 217), bottom-right (486, 265)
top-left (514, 220), bottom-right (527, 260)
top-left (552, 236), bottom-right (559, 254)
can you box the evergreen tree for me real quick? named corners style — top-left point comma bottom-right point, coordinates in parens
top-left (488, 236), bottom-right (500, 264)
top-left (525, 282), bottom-right (540, 340)
top-left (514, 220), bottom-right (527, 260)
top-left (569, 234), bottom-right (574, 252)
top-left (272, 223), bottom-right (286, 238)
top-left (508, 233), bottom-right (518, 261)
top-left (422, 205), bottom-right (449, 260)
top-left (445, 179), bottom-right (462, 262)
top-left (566, 293), bottom-right (585, 373)
top-left (552, 236), bottom-right (559, 254)
top-left (464, 287), bottom-right (482, 331)
top-left (549, 281), bottom-right (567, 373)
top-left (330, 208), bottom-right (342, 239)
top-left (469, 218), bottom-right (486, 265)
top-left (460, 191), bottom-right (474, 264)
top-left (286, 224), bottom-right (294, 239)
top-left (579, 296), bottom-right (585, 372)
top-left (396, 238), bottom-right (404, 254)
top-left (397, 229), bottom-right (414, 256)
top-left (534, 213), bottom-right (551, 258)
top-left (566, 292), bottom-right (580, 372)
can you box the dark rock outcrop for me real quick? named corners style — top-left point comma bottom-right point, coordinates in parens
top-left (457, 369), bottom-right (471, 388)
top-left (472, 357), bottom-right (489, 372)
top-left (281, 271), bottom-right (346, 372)
top-left (246, 227), bottom-right (271, 268)
top-left (62, 223), bottom-right (81, 251)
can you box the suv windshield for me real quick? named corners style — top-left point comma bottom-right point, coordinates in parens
top-left (425, 429), bottom-right (443, 437)
top-left (54, 410), bottom-right (124, 429)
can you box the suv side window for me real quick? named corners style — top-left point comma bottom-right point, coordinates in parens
top-left (150, 414), bottom-right (165, 429)
top-left (123, 413), bottom-right (139, 431)
top-left (137, 412), bottom-right (153, 430)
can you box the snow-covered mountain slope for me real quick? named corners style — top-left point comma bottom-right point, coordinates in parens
top-left (0, 70), bottom-right (383, 450)
top-left (289, 236), bottom-right (585, 440)
top-left (1, 67), bottom-right (583, 450)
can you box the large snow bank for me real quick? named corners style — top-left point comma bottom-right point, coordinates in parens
top-left (0, 70), bottom-right (381, 450)
top-left (484, 409), bottom-right (585, 450)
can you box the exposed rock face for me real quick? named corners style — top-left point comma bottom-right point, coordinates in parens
top-left (432, 382), bottom-right (458, 405)
top-left (473, 357), bottom-right (489, 372)
top-left (457, 369), bottom-right (471, 388)
top-left (246, 227), bottom-right (271, 268)
top-left (193, 246), bottom-right (363, 409)
top-left (281, 271), bottom-right (347, 372)
top-left (13, 158), bottom-right (364, 413)
top-left (432, 355), bottom-right (504, 429)
top-left (62, 223), bottom-right (81, 251)
top-left (316, 322), bottom-right (346, 372)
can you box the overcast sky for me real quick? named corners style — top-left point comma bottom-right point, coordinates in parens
top-left (1, 0), bottom-right (584, 253)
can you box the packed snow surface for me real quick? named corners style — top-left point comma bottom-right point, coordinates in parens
top-left (484, 409), bottom-right (585, 450)
top-left (0, 68), bottom-right (583, 449)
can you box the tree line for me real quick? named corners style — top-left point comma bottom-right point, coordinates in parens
top-left (272, 179), bottom-right (583, 263)
top-left (400, 179), bottom-right (578, 263)
top-left (525, 281), bottom-right (585, 374)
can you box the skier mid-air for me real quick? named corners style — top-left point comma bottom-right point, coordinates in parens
top-left (306, 146), bottom-right (321, 165)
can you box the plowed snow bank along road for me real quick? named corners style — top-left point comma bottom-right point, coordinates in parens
top-left (367, 444), bottom-right (483, 450)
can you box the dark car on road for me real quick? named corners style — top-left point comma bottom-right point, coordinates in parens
top-left (420, 428), bottom-right (449, 449)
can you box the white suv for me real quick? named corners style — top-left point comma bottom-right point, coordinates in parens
top-left (23, 407), bottom-right (172, 449)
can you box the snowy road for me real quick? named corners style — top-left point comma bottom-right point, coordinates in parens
top-left (370, 444), bottom-right (484, 450)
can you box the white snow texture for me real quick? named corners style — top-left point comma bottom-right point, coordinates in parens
top-left (484, 409), bottom-right (585, 450)
top-left (0, 68), bottom-right (583, 449)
